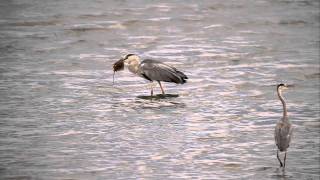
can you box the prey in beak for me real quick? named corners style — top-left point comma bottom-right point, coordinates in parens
top-left (112, 58), bottom-right (125, 85)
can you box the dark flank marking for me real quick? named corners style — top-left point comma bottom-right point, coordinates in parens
top-left (141, 73), bottom-right (152, 81)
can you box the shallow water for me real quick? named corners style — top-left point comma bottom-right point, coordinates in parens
top-left (0, 0), bottom-right (319, 179)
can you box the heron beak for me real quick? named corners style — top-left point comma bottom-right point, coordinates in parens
top-left (282, 84), bottom-right (292, 90)
top-left (284, 84), bottom-right (294, 88)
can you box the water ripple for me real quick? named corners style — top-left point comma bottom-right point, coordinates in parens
top-left (0, 0), bottom-right (319, 179)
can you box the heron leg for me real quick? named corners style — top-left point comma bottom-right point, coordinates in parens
top-left (283, 151), bottom-right (287, 168)
top-left (150, 86), bottom-right (153, 96)
top-left (157, 81), bottom-right (165, 95)
top-left (277, 150), bottom-right (283, 167)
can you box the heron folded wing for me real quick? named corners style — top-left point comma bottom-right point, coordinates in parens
top-left (275, 121), bottom-right (292, 151)
top-left (287, 124), bottom-right (293, 145)
top-left (140, 59), bottom-right (187, 84)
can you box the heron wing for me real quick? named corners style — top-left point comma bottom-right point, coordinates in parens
top-left (275, 120), bottom-right (293, 151)
top-left (139, 59), bottom-right (187, 84)
top-left (287, 124), bottom-right (293, 145)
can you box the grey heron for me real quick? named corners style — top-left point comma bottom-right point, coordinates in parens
top-left (113, 54), bottom-right (188, 96)
top-left (274, 83), bottom-right (293, 168)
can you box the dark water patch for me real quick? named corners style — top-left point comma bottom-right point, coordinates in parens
top-left (276, 0), bottom-right (318, 6)
top-left (304, 72), bottom-right (320, 79)
top-left (137, 94), bottom-right (179, 100)
top-left (8, 20), bottom-right (61, 27)
top-left (207, 3), bottom-right (244, 11)
top-left (122, 19), bottom-right (142, 26)
top-left (255, 166), bottom-right (273, 171)
top-left (66, 25), bottom-right (110, 32)
top-left (279, 20), bottom-right (309, 26)
top-left (223, 163), bottom-right (242, 169)
top-left (0, 175), bottom-right (33, 180)
top-left (0, 44), bottom-right (21, 53)
top-left (77, 13), bottom-right (108, 19)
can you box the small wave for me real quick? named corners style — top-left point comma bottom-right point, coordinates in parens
top-left (53, 130), bottom-right (82, 136)
top-left (127, 36), bottom-right (158, 40)
top-left (75, 54), bottom-right (110, 60)
top-left (8, 20), bottom-right (60, 26)
top-left (279, 20), bottom-right (308, 25)
top-left (146, 4), bottom-right (173, 12)
top-left (122, 20), bottom-right (140, 26)
top-left (203, 24), bottom-right (223, 29)
top-left (67, 24), bottom-right (108, 32)
top-left (304, 72), bottom-right (320, 79)
top-left (77, 13), bottom-right (107, 19)
top-left (147, 17), bottom-right (171, 21)
top-left (108, 23), bottom-right (126, 30)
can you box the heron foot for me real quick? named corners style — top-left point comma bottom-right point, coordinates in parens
top-left (279, 162), bottom-right (283, 167)
top-left (277, 150), bottom-right (283, 167)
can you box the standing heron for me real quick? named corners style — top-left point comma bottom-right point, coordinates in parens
top-left (113, 54), bottom-right (188, 96)
top-left (274, 83), bottom-right (293, 168)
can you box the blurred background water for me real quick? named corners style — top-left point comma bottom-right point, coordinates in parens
top-left (0, 0), bottom-right (319, 179)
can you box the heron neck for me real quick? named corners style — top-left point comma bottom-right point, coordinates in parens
top-left (277, 88), bottom-right (287, 119)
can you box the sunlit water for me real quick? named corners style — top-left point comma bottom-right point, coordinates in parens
top-left (0, 0), bottom-right (319, 179)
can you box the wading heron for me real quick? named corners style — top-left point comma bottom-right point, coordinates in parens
top-left (113, 54), bottom-right (188, 96)
top-left (274, 83), bottom-right (293, 168)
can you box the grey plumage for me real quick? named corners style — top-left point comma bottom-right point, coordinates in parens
top-left (275, 117), bottom-right (293, 152)
top-left (113, 54), bottom-right (188, 96)
top-left (139, 59), bottom-right (187, 84)
top-left (274, 83), bottom-right (293, 168)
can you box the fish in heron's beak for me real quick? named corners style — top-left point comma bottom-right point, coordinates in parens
top-left (112, 58), bottom-right (125, 85)
top-left (113, 58), bottom-right (125, 72)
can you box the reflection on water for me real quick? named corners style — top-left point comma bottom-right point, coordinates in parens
top-left (137, 94), bottom-right (179, 99)
top-left (0, 0), bottom-right (319, 179)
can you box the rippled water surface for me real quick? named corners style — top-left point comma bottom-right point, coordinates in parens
top-left (0, 0), bottom-right (319, 179)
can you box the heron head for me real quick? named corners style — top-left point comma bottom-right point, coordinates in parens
top-left (113, 54), bottom-right (139, 72)
top-left (277, 83), bottom-right (289, 91)
top-left (122, 54), bottom-right (140, 65)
